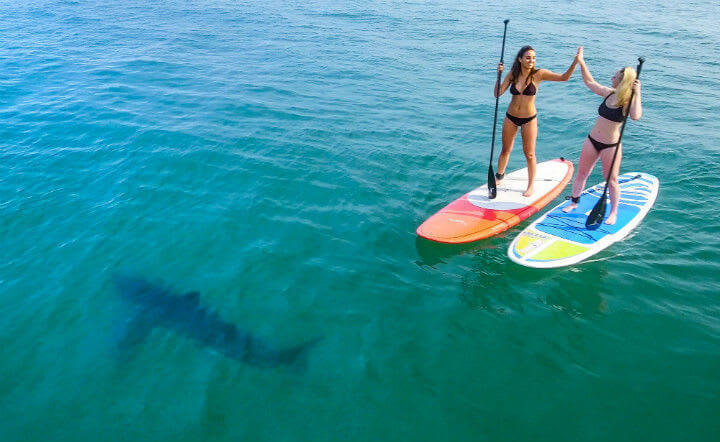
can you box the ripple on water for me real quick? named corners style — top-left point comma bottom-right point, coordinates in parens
top-left (1, 1), bottom-right (720, 441)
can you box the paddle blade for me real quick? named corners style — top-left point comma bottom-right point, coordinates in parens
top-left (585, 197), bottom-right (607, 230)
top-left (488, 166), bottom-right (497, 199)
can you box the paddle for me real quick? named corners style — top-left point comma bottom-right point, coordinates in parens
top-left (585, 57), bottom-right (645, 230)
top-left (488, 19), bottom-right (509, 199)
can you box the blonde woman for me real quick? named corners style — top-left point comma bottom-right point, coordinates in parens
top-left (494, 45), bottom-right (578, 197)
top-left (562, 47), bottom-right (642, 224)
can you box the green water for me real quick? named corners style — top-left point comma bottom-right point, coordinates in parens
top-left (0, 0), bottom-right (718, 440)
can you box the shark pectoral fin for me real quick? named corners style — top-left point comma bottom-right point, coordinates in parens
top-left (116, 313), bottom-right (155, 352)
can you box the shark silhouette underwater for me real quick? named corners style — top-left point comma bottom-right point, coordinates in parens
top-left (114, 275), bottom-right (320, 369)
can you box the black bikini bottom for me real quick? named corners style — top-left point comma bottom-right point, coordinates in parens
top-left (587, 134), bottom-right (619, 152)
top-left (506, 113), bottom-right (537, 126)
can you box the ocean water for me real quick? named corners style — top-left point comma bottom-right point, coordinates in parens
top-left (1, 0), bottom-right (719, 440)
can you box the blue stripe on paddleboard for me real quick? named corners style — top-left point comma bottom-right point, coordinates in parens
top-left (536, 198), bottom-right (640, 244)
top-left (534, 174), bottom-right (648, 245)
top-left (619, 196), bottom-right (649, 204)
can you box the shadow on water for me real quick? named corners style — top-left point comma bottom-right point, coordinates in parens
top-left (457, 247), bottom-right (610, 317)
top-left (415, 231), bottom-right (610, 316)
top-left (414, 235), bottom-right (503, 267)
top-left (112, 274), bottom-right (321, 372)
top-left (543, 263), bottom-right (610, 317)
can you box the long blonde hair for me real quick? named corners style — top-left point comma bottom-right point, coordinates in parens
top-left (615, 67), bottom-right (637, 108)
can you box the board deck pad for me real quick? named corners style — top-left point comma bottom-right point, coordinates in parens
top-left (508, 172), bottom-right (659, 268)
top-left (416, 158), bottom-right (573, 243)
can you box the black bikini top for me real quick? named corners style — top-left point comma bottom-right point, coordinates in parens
top-left (510, 80), bottom-right (536, 96)
top-left (598, 93), bottom-right (624, 122)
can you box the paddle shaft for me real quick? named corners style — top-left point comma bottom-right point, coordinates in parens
top-left (487, 19), bottom-right (509, 199)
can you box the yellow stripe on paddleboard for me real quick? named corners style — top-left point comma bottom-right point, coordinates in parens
top-left (514, 232), bottom-right (549, 257)
top-left (530, 240), bottom-right (589, 261)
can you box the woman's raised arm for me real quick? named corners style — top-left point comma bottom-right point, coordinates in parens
top-left (537, 51), bottom-right (578, 82)
top-left (576, 47), bottom-right (613, 96)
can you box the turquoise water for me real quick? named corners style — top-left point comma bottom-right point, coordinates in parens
top-left (1, 0), bottom-right (719, 440)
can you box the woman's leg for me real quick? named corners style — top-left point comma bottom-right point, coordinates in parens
top-left (563, 138), bottom-right (600, 213)
top-left (600, 144), bottom-right (622, 224)
top-left (520, 117), bottom-right (538, 197)
top-left (497, 117), bottom-right (519, 182)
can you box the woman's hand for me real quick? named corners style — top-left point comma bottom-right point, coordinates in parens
top-left (497, 62), bottom-right (504, 74)
top-left (575, 46), bottom-right (584, 63)
top-left (632, 79), bottom-right (641, 94)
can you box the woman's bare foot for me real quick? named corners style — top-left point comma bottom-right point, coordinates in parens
top-left (605, 212), bottom-right (617, 225)
top-left (562, 203), bottom-right (577, 213)
top-left (522, 185), bottom-right (534, 197)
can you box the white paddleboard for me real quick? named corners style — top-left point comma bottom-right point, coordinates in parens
top-left (508, 172), bottom-right (659, 268)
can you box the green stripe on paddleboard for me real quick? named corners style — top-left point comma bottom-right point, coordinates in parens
top-left (531, 241), bottom-right (589, 261)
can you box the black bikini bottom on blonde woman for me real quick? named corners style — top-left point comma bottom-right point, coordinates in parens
top-left (587, 134), bottom-right (619, 152)
top-left (505, 113), bottom-right (537, 126)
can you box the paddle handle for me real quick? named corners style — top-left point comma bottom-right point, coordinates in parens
top-left (499, 19), bottom-right (509, 64)
top-left (636, 57), bottom-right (645, 77)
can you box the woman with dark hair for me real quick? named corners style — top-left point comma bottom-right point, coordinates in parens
top-left (494, 45), bottom-right (578, 196)
top-left (562, 47), bottom-right (642, 225)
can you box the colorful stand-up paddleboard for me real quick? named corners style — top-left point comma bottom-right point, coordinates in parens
top-left (508, 172), bottom-right (659, 268)
top-left (417, 158), bottom-right (573, 243)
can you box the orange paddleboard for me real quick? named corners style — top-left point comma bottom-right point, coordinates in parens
top-left (417, 158), bottom-right (573, 243)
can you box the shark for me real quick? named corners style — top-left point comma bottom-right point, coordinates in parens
top-left (114, 274), bottom-right (319, 369)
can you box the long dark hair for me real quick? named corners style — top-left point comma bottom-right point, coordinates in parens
top-left (510, 45), bottom-right (537, 86)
